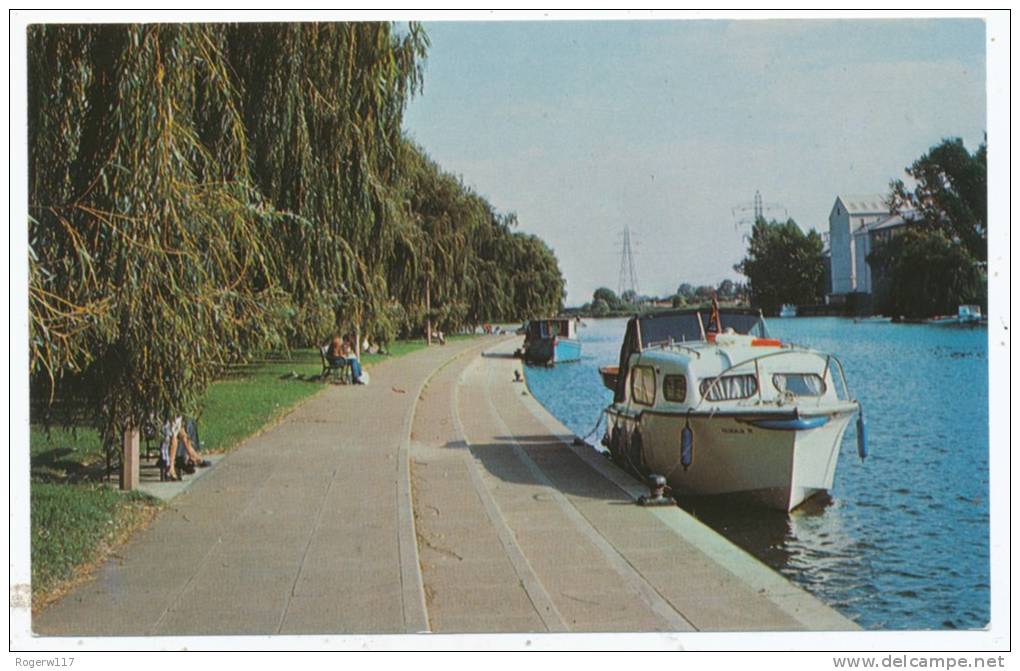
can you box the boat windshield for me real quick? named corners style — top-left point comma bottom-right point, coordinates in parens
top-left (638, 309), bottom-right (767, 347)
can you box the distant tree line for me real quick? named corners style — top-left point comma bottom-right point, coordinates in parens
top-left (572, 279), bottom-right (748, 318)
top-left (28, 23), bottom-right (564, 436)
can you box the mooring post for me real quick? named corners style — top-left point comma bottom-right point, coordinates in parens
top-left (120, 426), bottom-right (140, 491)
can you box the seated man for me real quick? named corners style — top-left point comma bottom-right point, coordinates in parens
top-left (161, 416), bottom-right (210, 481)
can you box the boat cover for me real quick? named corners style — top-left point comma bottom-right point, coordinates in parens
top-left (613, 308), bottom-right (767, 402)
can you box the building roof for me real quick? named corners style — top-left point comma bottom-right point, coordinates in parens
top-left (868, 210), bottom-right (917, 232)
top-left (836, 194), bottom-right (890, 216)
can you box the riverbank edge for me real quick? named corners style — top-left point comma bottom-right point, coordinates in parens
top-left (519, 363), bottom-right (861, 632)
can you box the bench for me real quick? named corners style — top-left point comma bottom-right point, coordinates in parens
top-left (320, 345), bottom-right (353, 384)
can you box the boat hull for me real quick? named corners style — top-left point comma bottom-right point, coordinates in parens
top-left (605, 407), bottom-right (856, 511)
top-left (524, 337), bottom-right (581, 365)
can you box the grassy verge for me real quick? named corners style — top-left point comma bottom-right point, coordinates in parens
top-left (29, 337), bottom-right (451, 609)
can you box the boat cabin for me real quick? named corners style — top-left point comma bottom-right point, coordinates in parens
top-left (604, 308), bottom-right (849, 409)
top-left (526, 318), bottom-right (577, 342)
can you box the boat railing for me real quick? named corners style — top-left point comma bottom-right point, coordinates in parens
top-left (645, 339), bottom-right (702, 358)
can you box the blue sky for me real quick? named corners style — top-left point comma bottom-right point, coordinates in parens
top-left (402, 19), bottom-right (986, 305)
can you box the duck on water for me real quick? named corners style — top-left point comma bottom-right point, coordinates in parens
top-left (599, 302), bottom-right (867, 512)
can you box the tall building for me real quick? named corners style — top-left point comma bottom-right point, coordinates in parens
top-left (828, 194), bottom-right (913, 299)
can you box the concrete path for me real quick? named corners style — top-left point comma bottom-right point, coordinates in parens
top-left (35, 335), bottom-right (857, 638)
top-left (33, 338), bottom-right (486, 637)
top-left (411, 339), bottom-right (860, 633)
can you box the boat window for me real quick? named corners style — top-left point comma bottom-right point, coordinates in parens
top-left (699, 375), bottom-right (758, 401)
top-left (631, 365), bottom-right (656, 406)
top-left (773, 373), bottom-right (826, 397)
top-left (663, 375), bottom-right (687, 403)
top-left (826, 359), bottom-right (850, 400)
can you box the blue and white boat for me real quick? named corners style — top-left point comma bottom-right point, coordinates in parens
top-left (523, 318), bottom-right (582, 365)
top-left (600, 306), bottom-right (864, 511)
top-left (779, 304), bottom-right (797, 318)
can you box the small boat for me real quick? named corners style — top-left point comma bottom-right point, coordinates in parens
top-left (927, 305), bottom-right (983, 326)
top-left (523, 318), bottom-right (582, 365)
top-left (601, 304), bottom-right (864, 512)
top-left (779, 304), bottom-right (797, 318)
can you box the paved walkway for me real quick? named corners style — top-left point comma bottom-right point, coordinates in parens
top-left (35, 335), bottom-right (858, 637)
top-left (34, 338), bottom-right (488, 636)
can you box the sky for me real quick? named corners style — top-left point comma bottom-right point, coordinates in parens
top-left (401, 18), bottom-right (987, 306)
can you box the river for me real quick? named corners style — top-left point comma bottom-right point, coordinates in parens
top-left (523, 316), bottom-right (989, 630)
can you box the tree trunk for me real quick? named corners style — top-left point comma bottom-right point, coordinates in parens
top-left (426, 275), bottom-right (432, 347)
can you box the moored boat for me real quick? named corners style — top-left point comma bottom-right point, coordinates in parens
top-left (601, 304), bottom-right (865, 512)
top-left (523, 318), bottom-right (582, 365)
top-left (927, 305), bottom-right (983, 326)
top-left (779, 304), bottom-right (797, 318)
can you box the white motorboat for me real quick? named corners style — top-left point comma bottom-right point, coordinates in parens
top-left (600, 306), bottom-right (865, 512)
top-left (779, 304), bottom-right (797, 318)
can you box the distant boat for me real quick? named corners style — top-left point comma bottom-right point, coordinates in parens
top-left (927, 305), bottom-right (983, 326)
top-left (522, 318), bottom-right (582, 365)
top-left (778, 304), bottom-right (797, 318)
top-left (601, 306), bottom-right (864, 512)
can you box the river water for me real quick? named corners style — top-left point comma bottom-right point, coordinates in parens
top-left (523, 316), bottom-right (989, 630)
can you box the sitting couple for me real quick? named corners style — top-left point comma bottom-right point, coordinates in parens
top-left (327, 334), bottom-right (366, 384)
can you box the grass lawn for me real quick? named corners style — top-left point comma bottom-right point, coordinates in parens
top-left (29, 336), bottom-right (448, 608)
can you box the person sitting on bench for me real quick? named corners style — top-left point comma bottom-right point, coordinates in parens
top-left (161, 416), bottom-right (210, 481)
top-left (340, 334), bottom-right (365, 384)
top-left (326, 335), bottom-right (346, 369)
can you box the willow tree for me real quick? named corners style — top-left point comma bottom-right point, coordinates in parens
top-left (224, 23), bottom-right (428, 343)
top-left (28, 24), bottom-right (287, 437)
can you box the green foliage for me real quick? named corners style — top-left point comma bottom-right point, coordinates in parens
top-left (890, 137), bottom-right (986, 262)
top-left (874, 136), bottom-right (987, 318)
top-left (868, 228), bottom-right (985, 319)
top-left (693, 285), bottom-right (715, 301)
top-left (593, 287), bottom-right (620, 308)
top-left (716, 279), bottom-right (736, 300)
top-left (27, 23), bottom-right (565, 438)
top-left (386, 142), bottom-right (565, 333)
top-left (28, 24), bottom-right (289, 435)
top-left (620, 289), bottom-right (639, 305)
top-left (736, 218), bottom-right (825, 314)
